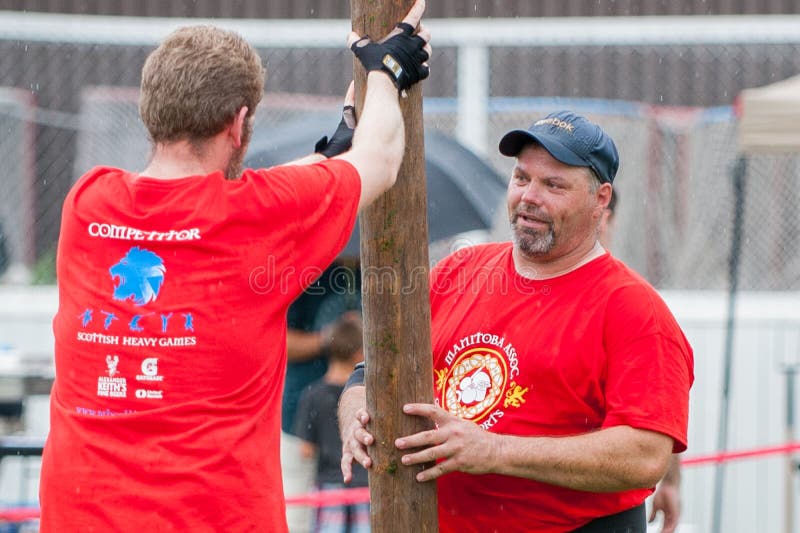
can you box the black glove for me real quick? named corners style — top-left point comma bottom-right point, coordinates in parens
top-left (350, 22), bottom-right (429, 92)
top-left (315, 105), bottom-right (356, 158)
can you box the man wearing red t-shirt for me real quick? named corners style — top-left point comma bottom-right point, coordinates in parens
top-left (339, 111), bottom-right (694, 532)
top-left (39, 3), bottom-right (431, 531)
top-left (601, 191), bottom-right (683, 533)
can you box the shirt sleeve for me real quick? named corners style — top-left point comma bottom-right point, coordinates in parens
top-left (601, 284), bottom-right (694, 452)
top-left (287, 159), bottom-right (361, 276)
top-left (241, 159), bottom-right (361, 297)
top-left (344, 361), bottom-right (366, 391)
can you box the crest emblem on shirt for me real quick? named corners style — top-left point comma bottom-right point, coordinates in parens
top-left (439, 348), bottom-right (507, 423)
top-left (436, 335), bottom-right (530, 430)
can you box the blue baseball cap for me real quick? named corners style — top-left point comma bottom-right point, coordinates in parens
top-left (498, 111), bottom-right (619, 184)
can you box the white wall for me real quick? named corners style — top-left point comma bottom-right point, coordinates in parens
top-left (662, 291), bottom-right (800, 533)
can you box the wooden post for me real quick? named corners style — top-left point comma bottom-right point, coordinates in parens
top-left (351, 1), bottom-right (438, 531)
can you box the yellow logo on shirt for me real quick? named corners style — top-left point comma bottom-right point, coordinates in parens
top-left (504, 382), bottom-right (529, 409)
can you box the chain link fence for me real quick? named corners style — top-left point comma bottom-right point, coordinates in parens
top-left (1, 15), bottom-right (799, 291)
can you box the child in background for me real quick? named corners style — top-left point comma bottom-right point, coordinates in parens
top-left (294, 311), bottom-right (370, 533)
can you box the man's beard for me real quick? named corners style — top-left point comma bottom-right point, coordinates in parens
top-left (225, 118), bottom-right (253, 180)
top-left (225, 145), bottom-right (246, 180)
top-left (510, 206), bottom-right (555, 256)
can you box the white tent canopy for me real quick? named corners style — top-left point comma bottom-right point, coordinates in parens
top-left (737, 73), bottom-right (800, 154)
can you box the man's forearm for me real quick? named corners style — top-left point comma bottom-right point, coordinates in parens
top-left (286, 329), bottom-right (323, 362)
top-left (338, 72), bottom-right (404, 210)
top-left (353, 72), bottom-right (403, 162)
top-left (493, 425), bottom-right (674, 492)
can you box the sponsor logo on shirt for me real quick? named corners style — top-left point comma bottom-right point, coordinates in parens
top-left (137, 358), bottom-right (164, 382)
top-left (435, 332), bottom-right (529, 431)
top-left (134, 358), bottom-right (164, 399)
top-left (97, 354), bottom-right (127, 398)
top-left (135, 389), bottom-right (163, 400)
top-left (97, 377), bottom-right (127, 398)
top-left (105, 354), bottom-right (119, 377)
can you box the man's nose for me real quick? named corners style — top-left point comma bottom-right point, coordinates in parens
top-left (520, 181), bottom-right (542, 204)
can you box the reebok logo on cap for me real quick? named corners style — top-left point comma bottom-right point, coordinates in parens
top-left (533, 117), bottom-right (575, 133)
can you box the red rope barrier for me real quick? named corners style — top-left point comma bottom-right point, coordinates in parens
top-left (0, 507), bottom-right (39, 523)
top-left (284, 486), bottom-right (370, 506)
top-left (680, 441), bottom-right (800, 466)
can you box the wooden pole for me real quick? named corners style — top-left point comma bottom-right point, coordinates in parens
top-left (351, 1), bottom-right (438, 531)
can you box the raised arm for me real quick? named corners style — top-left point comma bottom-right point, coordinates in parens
top-left (278, 0), bottom-right (430, 208)
top-left (338, 73), bottom-right (404, 211)
top-left (337, 0), bottom-right (431, 211)
top-left (286, 328), bottom-right (324, 362)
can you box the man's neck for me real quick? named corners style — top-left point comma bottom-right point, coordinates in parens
top-left (512, 239), bottom-right (606, 280)
top-left (140, 139), bottom-right (226, 179)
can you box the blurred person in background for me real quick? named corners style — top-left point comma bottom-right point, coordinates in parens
top-left (283, 261), bottom-right (361, 435)
top-left (40, 2), bottom-right (431, 530)
top-left (282, 260), bottom-right (361, 531)
top-left (340, 111), bottom-right (693, 533)
top-left (600, 191), bottom-right (683, 533)
top-left (295, 311), bottom-right (370, 533)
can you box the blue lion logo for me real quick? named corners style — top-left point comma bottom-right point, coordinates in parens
top-left (110, 247), bottom-right (166, 306)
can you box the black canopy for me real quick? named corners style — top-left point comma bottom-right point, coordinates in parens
top-left (244, 111), bottom-right (507, 257)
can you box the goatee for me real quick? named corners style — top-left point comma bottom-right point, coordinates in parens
top-left (510, 207), bottom-right (555, 256)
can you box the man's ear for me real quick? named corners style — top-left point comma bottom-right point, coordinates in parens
top-left (230, 106), bottom-right (249, 148)
top-left (596, 183), bottom-right (613, 213)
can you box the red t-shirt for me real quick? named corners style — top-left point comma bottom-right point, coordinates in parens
top-left (40, 160), bottom-right (360, 532)
top-left (429, 243), bottom-right (693, 533)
